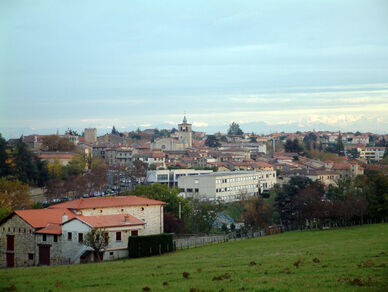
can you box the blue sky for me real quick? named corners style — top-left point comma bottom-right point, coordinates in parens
top-left (1, 0), bottom-right (388, 138)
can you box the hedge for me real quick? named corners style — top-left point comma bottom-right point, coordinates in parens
top-left (128, 233), bottom-right (174, 258)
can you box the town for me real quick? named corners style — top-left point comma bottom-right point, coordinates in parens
top-left (1, 116), bottom-right (387, 269)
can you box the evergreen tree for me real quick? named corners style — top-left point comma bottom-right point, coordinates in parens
top-left (227, 122), bottom-right (243, 135)
top-left (205, 135), bottom-right (221, 147)
top-left (336, 133), bottom-right (345, 156)
top-left (111, 125), bottom-right (119, 135)
top-left (0, 134), bottom-right (9, 177)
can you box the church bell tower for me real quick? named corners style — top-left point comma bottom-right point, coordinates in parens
top-left (178, 116), bottom-right (192, 148)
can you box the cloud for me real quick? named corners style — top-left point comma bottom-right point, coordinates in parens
top-left (140, 123), bottom-right (151, 127)
top-left (192, 122), bottom-right (208, 127)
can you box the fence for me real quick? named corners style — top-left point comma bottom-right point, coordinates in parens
top-left (173, 230), bottom-right (267, 250)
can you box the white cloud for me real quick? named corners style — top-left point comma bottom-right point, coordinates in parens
top-left (192, 122), bottom-right (208, 127)
top-left (140, 123), bottom-right (151, 127)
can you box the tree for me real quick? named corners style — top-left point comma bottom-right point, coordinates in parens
top-left (336, 133), bottom-right (345, 156)
top-left (227, 122), bottom-right (243, 135)
top-left (205, 135), bottom-right (221, 148)
top-left (348, 148), bottom-right (360, 159)
top-left (131, 183), bottom-right (192, 219)
top-left (242, 196), bottom-right (273, 229)
top-left (45, 178), bottom-right (65, 200)
top-left (303, 133), bottom-right (318, 151)
top-left (111, 126), bottom-right (119, 135)
top-left (249, 136), bottom-right (257, 143)
top-left (65, 128), bottom-right (79, 136)
top-left (131, 160), bottom-right (148, 182)
top-left (0, 134), bottom-right (10, 177)
top-left (284, 139), bottom-right (303, 153)
top-left (275, 176), bottom-right (313, 226)
top-left (0, 178), bottom-right (31, 211)
top-left (84, 228), bottom-right (109, 262)
top-left (12, 139), bottom-right (39, 185)
top-left (42, 135), bottom-right (75, 152)
top-left (189, 199), bottom-right (221, 233)
top-left (220, 136), bottom-right (228, 142)
top-left (86, 157), bottom-right (108, 194)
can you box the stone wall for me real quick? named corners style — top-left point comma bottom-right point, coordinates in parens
top-left (35, 233), bottom-right (62, 266)
top-left (0, 214), bottom-right (35, 268)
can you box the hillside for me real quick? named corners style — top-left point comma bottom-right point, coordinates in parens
top-left (1, 224), bottom-right (387, 291)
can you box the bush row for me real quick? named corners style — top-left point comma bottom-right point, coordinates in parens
top-left (128, 233), bottom-right (174, 258)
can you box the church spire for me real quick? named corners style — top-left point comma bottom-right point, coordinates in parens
top-left (183, 115), bottom-right (187, 123)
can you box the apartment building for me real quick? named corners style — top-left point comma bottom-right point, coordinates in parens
top-left (357, 146), bottom-right (386, 161)
top-left (147, 169), bottom-right (213, 187)
top-left (178, 170), bottom-right (276, 202)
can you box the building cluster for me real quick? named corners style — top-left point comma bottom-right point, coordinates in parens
top-left (0, 196), bottom-right (164, 268)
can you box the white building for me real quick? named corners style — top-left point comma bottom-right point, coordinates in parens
top-left (147, 169), bottom-right (213, 187)
top-left (357, 146), bottom-right (386, 161)
top-left (178, 170), bottom-right (276, 202)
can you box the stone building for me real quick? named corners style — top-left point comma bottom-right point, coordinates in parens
top-left (0, 196), bottom-right (165, 268)
top-left (84, 128), bottom-right (97, 144)
top-left (178, 116), bottom-right (192, 148)
top-left (151, 116), bottom-right (193, 151)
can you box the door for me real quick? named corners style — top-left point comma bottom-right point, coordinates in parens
top-left (6, 253), bottom-right (14, 268)
top-left (39, 245), bottom-right (50, 266)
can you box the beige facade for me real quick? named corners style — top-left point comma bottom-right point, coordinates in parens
top-left (357, 147), bottom-right (385, 161)
top-left (79, 205), bottom-right (163, 235)
top-left (84, 128), bottom-right (97, 144)
top-left (178, 116), bottom-right (193, 148)
top-left (151, 138), bottom-right (185, 151)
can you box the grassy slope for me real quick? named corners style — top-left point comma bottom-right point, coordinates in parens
top-left (1, 224), bottom-right (387, 292)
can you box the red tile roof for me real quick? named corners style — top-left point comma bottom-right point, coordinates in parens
top-left (332, 163), bottom-right (351, 170)
top-left (75, 214), bottom-right (145, 228)
top-left (15, 209), bottom-right (76, 229)
top-left (35, 223), bottom-right (62, 235)
top-left (48, 196), bottom-right (165, 210)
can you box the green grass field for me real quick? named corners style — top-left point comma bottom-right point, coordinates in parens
top-left (1, 224), bottom-right (388, 292)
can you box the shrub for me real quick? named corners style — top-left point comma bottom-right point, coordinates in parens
top-left (128, 234), bottom-right (173, 258)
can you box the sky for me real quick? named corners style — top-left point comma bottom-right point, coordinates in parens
top-left (1, 0), bottom-right (388, 138)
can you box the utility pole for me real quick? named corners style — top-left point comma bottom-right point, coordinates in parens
top-left (178, 202), bottom-right (182, 219)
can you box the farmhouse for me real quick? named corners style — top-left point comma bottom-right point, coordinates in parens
top-left (0, 196), bottom-right (165, 268)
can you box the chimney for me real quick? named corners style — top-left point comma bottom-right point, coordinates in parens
top-left (62, 213), bottom-right (68, 223)
top-left (124, 214), bottom-right (129, 223)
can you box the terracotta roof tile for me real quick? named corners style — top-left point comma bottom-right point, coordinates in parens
top-left (35, 223), bottom-right (62, 235)
top-left (15, 209), bottom-right (76, 229)
top-left (49, 196), bottom-right (165, 210)
top-left (75, 214), bottom-right (145, 228)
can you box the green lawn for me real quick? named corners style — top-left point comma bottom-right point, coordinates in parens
top-left (1, 224), bottom-right (388, 292)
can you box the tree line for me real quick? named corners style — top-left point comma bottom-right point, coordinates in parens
top-left (242, 170), bottom-right (388, 231)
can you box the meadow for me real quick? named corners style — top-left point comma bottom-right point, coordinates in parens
top-left (1, 224), bottom-right (387, 292)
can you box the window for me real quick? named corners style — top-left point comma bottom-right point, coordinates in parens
top-left (78, 233), bottom-right (83, 243)
top-left (68, 232), bottom-right (72, 241)
top-left (54, 235), bottom-right (58, 242)
top-left (131, 230), bottom-right (138, 236)
top-left (28, 253), bottom-right (34, 260)
top-left (116, 232), bottom-right (121, 241)
top-left (6, 235), bottom-right (14, 251)
top-left (42, 234), bottom-right (47, 242)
